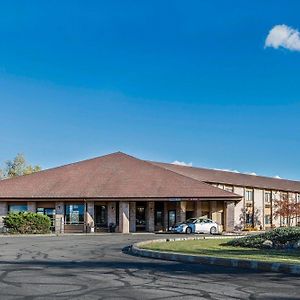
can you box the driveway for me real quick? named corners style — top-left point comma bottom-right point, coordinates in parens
top-left (0, 234), bottom-right (299, 299)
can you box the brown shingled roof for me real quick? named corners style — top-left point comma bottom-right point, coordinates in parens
top-left (0, 152), bottom-right (240, 200)
top-left (152, 162), bottom-right (300, 193)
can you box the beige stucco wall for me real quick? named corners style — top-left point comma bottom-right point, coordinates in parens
top-left (272, 191), bottom-right (281, 227)
top-left (254, 189), bottom-right (264, 229)
top-left (289, 193), bottom-right (297, 226)
top-left (233, 186), bottom-right (244, 230)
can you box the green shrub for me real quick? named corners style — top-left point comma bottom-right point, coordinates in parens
top-left (3, 212), bottom-right (51, 234)
top-left (226, 227), bottom-right (300, 249)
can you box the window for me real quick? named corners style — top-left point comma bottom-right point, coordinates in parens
top-left (8, 204), bottom-right (27, 213)
top-left (281, 192), bottom-right (288, 201)
top-left (65, 204), bottom-right (84, 224)
top-left (154, 202), bottom-right (164, 227)
top-left (245, 189), bottom-right (253, 202)
top-left (265, 215), bottom-right (271, 225)
top-left (168, 210), bottom-right (176, 228)
top-left (37, 208), bottom-right (56, 229)
top-left (264, 191), bottom-right (271, 204)
top-left (155, 211), bottom-right (163, 226)
top-left (245, 213), bottom-right (253, 226)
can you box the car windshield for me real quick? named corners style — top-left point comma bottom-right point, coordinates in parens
top-left (186, 218), bottom-right (197, 224)
top-left (198, 218), bottom-right (213, 223)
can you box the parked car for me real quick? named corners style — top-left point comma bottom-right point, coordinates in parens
top-left (169, 217), bottom-right (220, 234)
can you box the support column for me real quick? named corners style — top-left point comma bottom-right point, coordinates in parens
top-left (210, 201), bottom-right (218, 221)
top-left (180, 201), bottom-right (187, 223)
top-left (55, 202), bottom-right (64, 234)
top-left (27, 202), bottom-right (36, 213)
top-left (129, 202), bottom-right (136, 232)
top-left (176, 201), bottom-right (181, 224)
top-left (196, 201), bottom-right (202, 217)
top-left (164, 202), bottom-right (169, 231)
top-left (119, 201), bottom-right (130, 233)
top-left (108, 202), bottom-right (117, 226)
top-left (86, 201), bottom-right (95, 233)
top-left (225, 201), bottom-right (235, 232)
top-left (146, 201), bottom-right (155, 232)
top-left (254, 189), bottom-right (264, 229)
top-left (0, 202), bottom-right (7, 232)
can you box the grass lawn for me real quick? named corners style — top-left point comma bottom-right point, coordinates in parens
top-left (141, 238), bottom-right (300, 265)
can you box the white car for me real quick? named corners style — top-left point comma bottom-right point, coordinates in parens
top-left (170, 218), bottom-right (220, 234)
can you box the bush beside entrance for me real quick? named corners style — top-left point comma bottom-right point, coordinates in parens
top-left (3, 212), bottom-right (51, 234)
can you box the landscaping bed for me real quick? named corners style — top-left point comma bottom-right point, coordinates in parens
top-left (227, 226), bottom-right (300, 249)
top-left (141, 232), bottom-right (300, 265)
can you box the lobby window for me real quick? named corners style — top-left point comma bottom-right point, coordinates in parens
top-left (65, 204), bottom-right (84, 224)
top-left (8, 204), bottom-right (27, 213)
top-left (37, 208), bottom-right (56, 229)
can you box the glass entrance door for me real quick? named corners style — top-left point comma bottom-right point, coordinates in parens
top-left (95, 205), bottom-right (108, 231)
top-left (168, 210), bottom-right (176, 228)
top-left (37, 208), bottom-right (56, 231)
top-left (136, 203), bottom-right (146, 231)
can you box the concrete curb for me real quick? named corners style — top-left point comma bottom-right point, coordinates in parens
top-left (129, 238), bottom-right (300, 275)
top-left (0, 233), bottom-right (121, 238)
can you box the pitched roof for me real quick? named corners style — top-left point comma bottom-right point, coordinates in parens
top-left (0, 152), bottom-right (240, 200)
top-left (152, 162), bottom-right (300, 193)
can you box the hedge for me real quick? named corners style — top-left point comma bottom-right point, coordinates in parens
top-left (3, 212), bottom-right (51, 234)
top-left (226, 227), bottom-right (300, 249)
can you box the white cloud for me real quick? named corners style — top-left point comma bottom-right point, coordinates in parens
top-left (265, 24), bottom-right (300, 51)
top-left (213, 168), bottom-right (240, 173)
top-left (172, 160), bottom-right (193, 167)
top-left (274, 175), bottom-right (282, 179)
top-left (213, 168), bottom-right (258, 176)
top-left (246, 172), bottom-right (257, 176)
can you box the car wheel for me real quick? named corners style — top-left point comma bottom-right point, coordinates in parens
top-left (185, 227), bottom-right (192, 234)
top-left (210, 226), bottom-right (217, 235)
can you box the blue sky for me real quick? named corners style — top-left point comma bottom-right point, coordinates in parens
top-left (0, 1), bottom-right (300, 179)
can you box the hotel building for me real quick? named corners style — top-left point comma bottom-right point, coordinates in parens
top-left (0, 152), bottom-right (299, 233)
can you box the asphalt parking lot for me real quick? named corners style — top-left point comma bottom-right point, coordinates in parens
top-left (0, 233), bottom-right (299, 299)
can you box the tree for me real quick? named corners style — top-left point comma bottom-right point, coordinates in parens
top-left (273, 196), bottom-right (300, 227)
top-left (0, 154), bottom-right (41, 179)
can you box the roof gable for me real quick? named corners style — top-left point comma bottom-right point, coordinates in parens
top-left (0, 152), bottom-right (240, 199)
